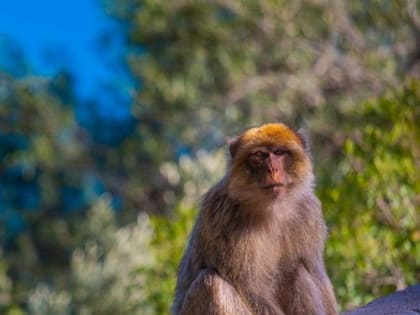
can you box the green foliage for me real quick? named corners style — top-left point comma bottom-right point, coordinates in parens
top-left (28, 197), bottom-right (155, 315)
top-left (0, 70), bottom-right (92, 308)
top-left (0, 251), bottom-right (13, 313)
top-left (321, 80), bottom-right (420, 309)
top-left (145, 205), bottom-right (197, 314)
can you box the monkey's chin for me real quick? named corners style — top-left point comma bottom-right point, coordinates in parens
top-left (261, 184), bottom-right (286, 198)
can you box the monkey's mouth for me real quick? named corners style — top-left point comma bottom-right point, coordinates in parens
top-left (262, 183), bottom-right (285, 193)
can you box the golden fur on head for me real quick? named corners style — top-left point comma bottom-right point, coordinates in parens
top-left (229, 123), bottom-right (306, 157)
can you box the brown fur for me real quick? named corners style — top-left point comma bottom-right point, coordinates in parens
top-left (173, 123), bottom-right (337, 315)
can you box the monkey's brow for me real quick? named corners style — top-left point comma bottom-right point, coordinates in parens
top-left (250, 145), bottom-right (288, 153)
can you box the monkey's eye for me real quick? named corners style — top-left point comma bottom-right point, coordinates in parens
top-left (251, 151), bottom-right (268, 159)
top-left (273, 149), bottom-right (289, 156)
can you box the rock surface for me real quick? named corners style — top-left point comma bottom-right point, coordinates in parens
top-left (343, 284), bottom-right (420, 315)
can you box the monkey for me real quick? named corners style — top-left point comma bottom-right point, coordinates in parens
top-left (172, 123), bottom-right (338, 315)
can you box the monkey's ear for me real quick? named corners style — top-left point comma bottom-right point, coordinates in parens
top-left (228, 135), bottom-right (241, 158)
top-left (296, 128), bottom-right (310, 151)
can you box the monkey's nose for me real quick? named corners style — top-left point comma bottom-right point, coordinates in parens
top-left (272, 169), bottom-right (284, 184)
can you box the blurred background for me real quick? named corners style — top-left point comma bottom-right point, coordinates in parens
top-left (0, 0), bottom-right (419, 314)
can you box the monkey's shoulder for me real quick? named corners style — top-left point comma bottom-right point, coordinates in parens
top-left (286, 190), bottom-right (322, 217)
top-left (201, 180), bottom-right (237, 218)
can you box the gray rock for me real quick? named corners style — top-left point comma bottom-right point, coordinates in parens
top-left (343, 284), bottom-right (420, 315)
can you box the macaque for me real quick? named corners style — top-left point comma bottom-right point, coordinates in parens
top-left (172, 123), bottom-right (337, 315)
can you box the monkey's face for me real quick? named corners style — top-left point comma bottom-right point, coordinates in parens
top-left (227, 123), bottom-right (313, 205)
top-left (247, 146), bottom-right (291, 197)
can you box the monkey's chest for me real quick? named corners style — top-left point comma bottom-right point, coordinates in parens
top-left (203, 231), bottom-right (283, 285)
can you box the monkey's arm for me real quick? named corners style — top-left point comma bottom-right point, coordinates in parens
top-left (177, 269), bottom-right (253, 315)
top-left (317, 268), bottom-right (338, 315)
top-left (305, 260), bottom-right (338, 315)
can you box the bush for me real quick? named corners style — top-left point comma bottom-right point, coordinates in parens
top-left (321, 80), bottom-right (420, 310)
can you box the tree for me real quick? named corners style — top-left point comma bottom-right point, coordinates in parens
top-left (0, 59), bottom-right (95, 308)
top-left (1, 2), bottom-right (418, 313)
top-left (99, 1), bottom-right (420, 311)
top-left (27, 197), bottom-right (155, 315)
top-left (321, 80), bottom-right (420, 310)
top-left (103, 0), bottom-right (419, 213)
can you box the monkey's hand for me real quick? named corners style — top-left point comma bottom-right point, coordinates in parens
top-left (177, 269), bottom-right (253, 315)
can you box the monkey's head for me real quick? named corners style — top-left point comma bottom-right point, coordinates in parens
top-left (227, 123), bottom-right (313, 206)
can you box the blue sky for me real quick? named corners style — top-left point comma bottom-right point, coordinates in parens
top-left (0, 0), bottom-right (118, 100)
